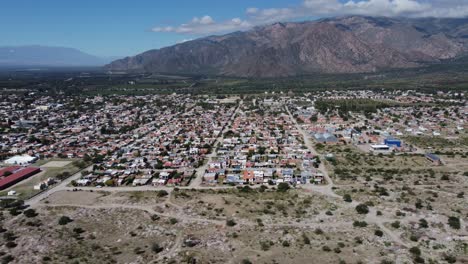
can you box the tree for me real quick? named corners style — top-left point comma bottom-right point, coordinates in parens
top-left (58, 216), bottom-right (73, 225)
top-left (277, 182), bottom-right (290, 192)
top-left (151, 243), bottom-right (163, 253)
top-left (374, 230), bottom-right (384, 237)
top-left (226, 219), bottom-right (237, 227)
top-left (419, 219), bottom-right (428, 228)
top-left (355, 204), bottom-right (369, 214)
top-left (343, 194), bottom-right (352, 203)
top-left (391, 221), bottom-right (400, 229)
top-left (353, 221), bottom-right (368, 227)
top-left (409, 246), bottom-right (421, 256)
top-left (23, 209), bottom-right (38, 218)
top-left (157, 190), bottom-right (169, 197)
top-left (448, 216), bottom-right (461, 229)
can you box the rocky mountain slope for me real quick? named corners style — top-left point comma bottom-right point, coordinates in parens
top-left (107, 16), bottom-right (468, 77)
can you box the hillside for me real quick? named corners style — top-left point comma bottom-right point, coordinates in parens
top-left (106, 16), bottom-right (468, 77)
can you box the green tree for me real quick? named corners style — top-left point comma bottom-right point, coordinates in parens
top-left (355, 204), bottom-right (369, 214)
top-left (58, 216), bottom-right (73, 225)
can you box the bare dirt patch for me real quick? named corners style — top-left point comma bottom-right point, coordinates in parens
top-left (40, 161), bottom-right (72, 168)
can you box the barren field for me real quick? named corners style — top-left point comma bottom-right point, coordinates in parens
top-left (0, 186), bottom-right (466, 264)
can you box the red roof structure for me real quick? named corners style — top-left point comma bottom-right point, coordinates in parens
top-left (0, 167), bottom-right (41, 190)
top-left (0, 166), bottom-right (21, 177)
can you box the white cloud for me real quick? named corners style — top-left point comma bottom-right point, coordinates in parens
top-left (177, 38), bottom-right (193, 44)
top-left (152, 0), bottom-right (468, 35)
top-left (152, 15), bottom-right (251, 35)
top-left (246, 7), bottom-right (259, 14)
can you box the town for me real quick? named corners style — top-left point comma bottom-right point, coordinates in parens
top-left (1, 90), bottom-right (465, 192)
top-left (0, 89), bottom-right (467, 264)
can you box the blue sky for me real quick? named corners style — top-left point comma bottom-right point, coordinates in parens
top-left (1, 0), bottom-right (467, 57)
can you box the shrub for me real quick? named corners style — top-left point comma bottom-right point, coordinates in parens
top-left (409, 234), bottom-right (419, 242)
top-left (58, 216), bottom-right (73, 225)
top-left (226, 219), bottom-right (237, 227)
top-left (314, 228), bottom-right (324, 235)
top-left (241, 259), bottom-right (253, 264)
top-left (1, 255), bottom-right (14, 264)
top-left (282, 241), bottom-right (290, 247)
top-left (169, 218), bottom-right (178, 225)
top-left (419, 219), bottom-right (428, 228)
top-left (151, 243), bottom-right (163, 253)
top-left (355, 204), bottom-right (369, 214)
top-left (23, 209), bottom-right (38, 218)
top-left (3, 231), bottom-right (16, 241)
top-left (151, 214), bottom-right (160, 221)
top-left (391, 221), bottom-right (400, 229)
top-left (322, 245), bottom-right (331, 252)
top-left (443, 254), bottom-right (457, 263)
top-left (374, 230), bottom-right (383, 237)
top-left (409, 247), bottom-right (421, 256)
top-left (5, 241), bottom-right (17, 248)
top-left (157, 190), bottom-right (169, 197)
top-left (448, 216), bottom-right (461, 229)
top-left (73, 227), bottom-right (85, 234)
top-left (277, 182), bottom-right (290, 192)
top-left (343, 194), bottom-right (352, 203)
top-left (302, 233), bottom-right (310, 245)
top-left (260, 240), bottom-right (271, 251)
top-left (9, 208), bottom-right (21, 216)
top-left (353, 221), bottom-right (368, 228)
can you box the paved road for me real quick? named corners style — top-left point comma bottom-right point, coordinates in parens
top-left (286, 106), bottom-right (335, 188)
top-left (189, 101), bottom-right (242, 188)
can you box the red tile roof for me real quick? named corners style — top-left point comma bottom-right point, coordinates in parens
top-left (0, 167), bottom-right (41, 190)
top-left (0, 166), bottom-right (21, 177)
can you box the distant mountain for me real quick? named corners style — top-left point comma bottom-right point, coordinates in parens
top-left (107, 16), bottom-right (468, 77)
top-left (0, 45), bottom-right (115, 67)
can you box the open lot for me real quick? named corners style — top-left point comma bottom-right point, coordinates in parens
top-left (40, 161), bottom-right (72, 168)
top-left (0, 186), bottom-right (465, 264)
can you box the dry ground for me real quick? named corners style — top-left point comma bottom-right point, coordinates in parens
top-left (0, 186), bottom-right (466, 264)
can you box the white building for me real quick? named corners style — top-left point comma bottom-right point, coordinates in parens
top-left (4, 155), bottom-right (37, 165)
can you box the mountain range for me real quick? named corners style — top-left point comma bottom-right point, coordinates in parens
top-left (106, 16), bottom-right (468, 77)
top-left (0, 45), bottom-right (116, 67)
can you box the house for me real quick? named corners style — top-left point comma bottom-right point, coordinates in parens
top-left (203, 172), bottom-right (217, 184)
top-left (242, 170), bottom-right (255, 183)
top-left (370, 144), bottom-right (391, 152)
top-left (314, 133), bottom-right (338, 144)
top-left (384, 138), bottom-right (402, 148)
top-left (226, 174), bottom-right (241, 184)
